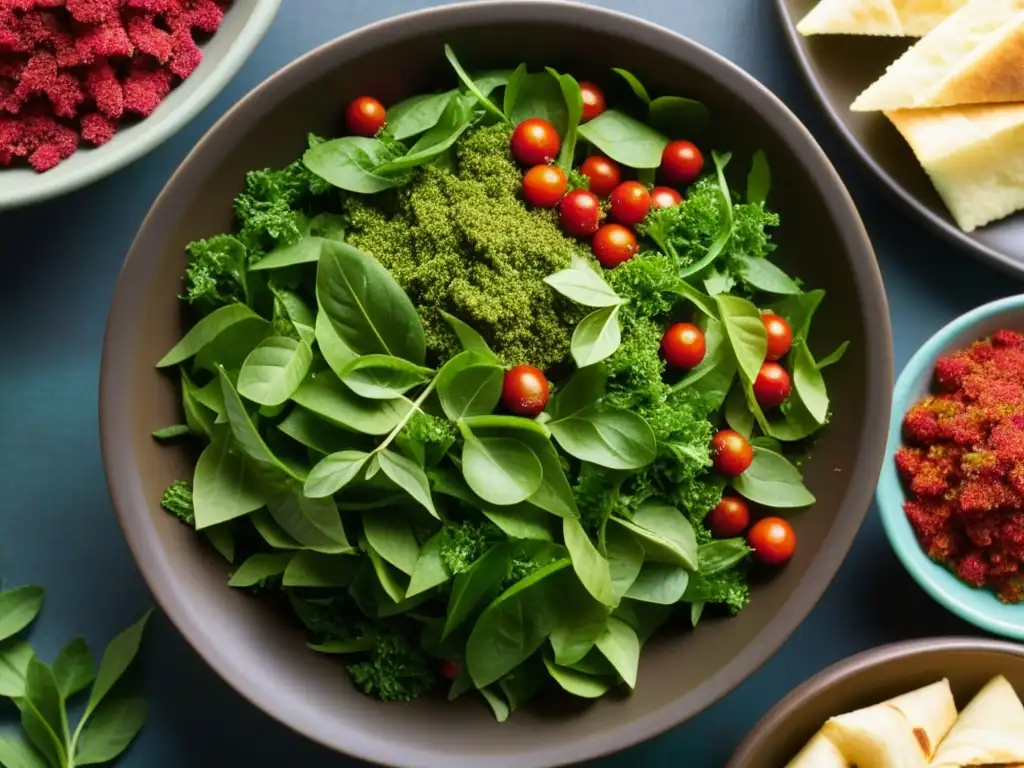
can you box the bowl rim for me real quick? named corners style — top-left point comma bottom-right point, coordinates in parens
top-left (99, 2), bottom-right (893, 766)
top-left (772, 0), bottom-right (1023, 280)
top-left (726, 636), bottom-right (1024, 767)
top-left (876, 294), bottom-right (1024, 640)
top-left (0, 0), bottom-right (282, 211)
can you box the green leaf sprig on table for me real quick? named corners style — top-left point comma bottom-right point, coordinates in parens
top-left (0, 585), bottom-right (150, 768)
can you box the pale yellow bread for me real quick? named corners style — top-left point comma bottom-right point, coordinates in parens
top-left (797, 0), bottom-right (967, 37)
top-left (851, 0), bottom-right (1024, 111)
top-left (784, 730), bottom-right (850, 767)
top-left (929, 675), bottom-right (1024, 766)
top-left (886, 102), bottom-right (1024, 232)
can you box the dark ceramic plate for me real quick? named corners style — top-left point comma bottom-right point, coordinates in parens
top-left (99, 2), bottom-right (892, 767)
top-left (776, 0), bottom-right (1024, 277)
top-left (727, 638), bottom-right (1024, 767)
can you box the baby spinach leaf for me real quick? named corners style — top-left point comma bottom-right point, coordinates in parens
top-left (307, 637), bottom-right (377, 654)
top-left (466, 559), bottom-right (571, 687)
top-left (360, 536), bottom-right (409, 605)
top-left (157, 304), bottom-right (263, 368)
top-left (624, 563), bottom-right (690, 605)
top-left (292, 371), bottom-right (411, 436)
top-left (571, 305), bottom-right (621, 368)
top-left (73, 694), bottom-right (147, 766)
top-left (503, 63), bottom-right (527, 116)
top-left (376, 92), bottom-right (476, 174)
top-left (672, 279), bottom-right (718, 319)
top-left (387, 90), bottom-right (457, 140)
top-left (612, 503), bottom-right (698, 570)
top-left (550, 363), bottom-right (607, 420)
top-left (251, 237), bottom-right (332, 271)
top-left (577, 110), bottom-right (668, 169)
top-left (461, 414), bottom-right (551, 438)
top-left (338, 355), bottom-right (433, 400)
top-left (563, 519), bottom-right (615, 607)
top-left (437, 352), bottom-right (503, 422)
top-left (192, 438), bottom-right (265, 529)
top-left (205, 525), bottom-right (235, 564)
top-left (792, 341), bottom-right (828, 424)
top-left (771, 289), bottom-right (824, 344)
top-left (0, 732), bottom-right (47, 768)
top-left (498, 654), bottom-right (547, 713)
top-left (362, 510), bottom-right (420, 575)
top-left (377, 449), bottom-right (437, 518)
top-left (817, 341), bottom-right (849, 370)
top-left (544, 266), bottom-right (621, 307)
top-left (716, 294), bottom-right (768, 386)
top-left (219, 369), bottom-right (300, 482)
top-left (444, 44), bottom-right (506, 122)
top-left (0, 587), bottom-right (43, 643)
top-left (22, 659), bottom-right (65, 764)
top-left (228, 553), bottom-right (292, 587)
top-left (303, 136), bottom-right (405, 194)
top-left (151, 424), bottom-right (189, 441)
top-left (747, 149), bottom-right (771, 205)
top-left (766, 396), bottom-right (822, 442)
top-left (675, 317), bottom-right (735, 407)
top-left (724, 382), bottom-right (754, 437)
top-left (237, 336), bottom-right (313, 407)
top-left (679, 151), bottom-right (734, 279)
top-left (567, 648), bottom-right (618, 677)
top-left (548, 403), bottom-right (656, 470)
top-left (277, 407), bottom-right (363, 456)
top-left (443, 543), bottom-right (514, 640)
top-left (52, 637), bottom-right (94, 701)
top-left (611, 67), bottom-right (651, 105)
top-left (614, 601), bottom-right (674, 646)
top-left (0, 641), bottom-right (34, 698)
top-left (314, 308), bottom-right (358, 376)
top-left (479, 686), bottom-right (510, 723)
top-left (543, 655), bottom-right (612, 698)
top-left (548, 577), bottom-right (609, 667)
top-left (317, 241), bottom-right (426, 363)
top-left (731, 446), bottom-right (815, 508)
top-left (430, 467), bottom-right (555, 541)
top-left (751, 435), bottom-right (783, 453)
top-left (461, 436), bottom-right (543, 506)
top-left (439, 310), bottom-right (500, 362)
top-left (734, 255), bottom-right (800, 295)
top-left (302, 448), bottom-right (370, 499)
top-left (605, 525), bottom-right (645, 602)
top-left (546, 67), bottom-right (583, 169)
top-left (267, 491), bottom-right (351, 554)
top-left (517, 433), bottom-right (579, 519)
top-left (181, 370), bottom-right (216, 438)
top-left (648, 96), bottom-right (710, 138)
top-left (82, 612), bottom-right (150, 725)
top-left (703, 265), bottom-right (735, 296)
top-left (691, 602), bottom-right (705, 627)
top-left (505, 73), bottom-right (569, 136)
top-left (595, 617), bottom-right (639, 689)
top-left (698, 539), bottom-right (751, 576)
top-left (407, 533), bottom-right (450, 598)
top-left (282, 551), bottom-right (356, 588)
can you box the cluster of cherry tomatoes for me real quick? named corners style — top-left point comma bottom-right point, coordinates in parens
top-left (510, 82), bottom-right (704, 270)
top-left (708, 494), bottom-right (797, 567)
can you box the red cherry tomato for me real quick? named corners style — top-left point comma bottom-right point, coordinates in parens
top-left (651, 186), bottom-right (683, 210)
top-left (558, 189), bottom-right (601, 237)
top-left (707, 496), bottom-right (751, 538)
top-left (747, 517), bottom-right (797, 566)
top-left (660, 322), bottom-right (706, 369)
top-left (511, 118), bottom-right (560, 166)
top-left (579, 155), bottom-right (621, 197)
top-left (592, 224), bottom-right (638, 269)
top-left (439, 659), bottom-right (459, 680)
top-left (578, 81), bottom-right (606, 122)
top-left (711, 429), bottom-right (753, 476)
top-left (762, 313), bottom-right (793, 361)
top-left (753, 362), bottom-right (792, 409)
top-left (660, 140), bottom-right (704, 186)
top-left (609, 181), bottom-right (651, 226)
top-left (345, 96), bottom-right (386, 137)
top-left (522, 165), bottom-right (567, 208)
top-left (502, 365), bottom-right (550, 417)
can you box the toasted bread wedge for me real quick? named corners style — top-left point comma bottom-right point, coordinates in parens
top-left (886, 102), bottom-right (1024, 231)
top-left (930, 676), bottom-right (1024, 766)
top-left (785, 730), bottom-right (850, 767)
top-left (797, 0), bottom-right (966, 37)
top-left (851, 0), bottom-right (1024, 111)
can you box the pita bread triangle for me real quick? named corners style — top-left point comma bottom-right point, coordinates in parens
top-left (930, 675), bottom-right (1024, 766)
top-left (784, 730), bottom-right (850, 767)
top-left (797, 0), bottom-right (967, 37)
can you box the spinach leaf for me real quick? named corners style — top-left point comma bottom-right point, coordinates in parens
top-left (461, 436), bottom-right (543, 506)
top-left (362, 510), bottom-right (420, 575)
top-left (767, 396), bottom-right (822, 442)
top-left (546, 67), bottom-right (583, 169)
top-left (792, 341), bottom-right (829, 424)
top-left (715, 294), bottom-right (767, 386)
top-left (271, 288), bottom-right (316, 344)
top-left (23, 659), bottom-right (65, 762)
top-left (0, 587), bottom-right (43, 643)
top-left (548, 403), bottom-right (656, 470)
top-left (80, 612), bottom-right (150, 727)
top-left (771, 289), bottom-right (824, 344)
top-left (52, 637), bottom-right (94, 701)
top-left (611, 67), bottom-right (651, 105)
top-left (672, 279), bottom-right (718, 319)
top-left (605, 524), bottom-right (644, 602)
top-left (377, 449), bottom-right (437, 518)
top-left (505, 72), bottom-right (568, 135)
top-left (548, 578), bottom-right (609, 667)
top-left (439, 310), bottom-right (500, 362)
top-left (472, 70), bottom-right (512, 98)
top-left (563, 519), bottom-right (615, 607)
top-left (544, 266), bottom-right (621, 308)
top-left (443, 45), bottom-right (506, 122)
top-left (204, 524), bottom-right (235, 564)
top-left (461, 414), bottom-right (551, 438)
top-left (181, 370), bottom-right (215, 438)
top-left (611, 503), bottom-right (698, 570)
top-left (577, 110), bottom-right (668, 169)
top-left (387, 90), bottom-right (457, 140)
top-left (237, 336), bottom-right (312, 407)
top-left (734, 255), bottom-right (800, 295)
top-left (228, 553), bottom-right (292, 588)
top-left (648, 96), bottom-right (710, 138)
top-left (406, 533), bottom-right (450, 598)
top-left (73, 694), bottom-right (148, 765)
top-left (817, 341), bottom-right (849, 370)
top-left (316, 241), bottom-right (426, 363)
top-left (430, 467), bottom-right (555, 541)
top-left (151, 424), bottom-right (190, 441)
top-left (303, 136), bottom-right (405, 194)
top-left (731, 446), bottom-right (815, 508)
top-left (624, 563), bottom-right (689, 604)
top-left (292, 370), bottom-right (411, 436)
top-left (338, 355), bottom-right (433, 400)
top-left (251, 237), bottom-right (337, 272)
top-left (697, 539), bottom-right (751, 575)
top-left (516, 432), bottom-right (579, 519)
top-left (479, 687), bottom-right (510, 723)
top-left (571, 305), bottom-right (621, 368)
top-left (219, 368), bottom-right (300, 482)
top-left (314, 307), bottom-right (358, 376)
top-left (360, 535), bottom-right (410, 604)
top-left (304, 450), bottom-right (370, 498)
top-left (443, 543), bottom-right (514, 639)
top-left (377, 92), bottom-right (476, 174)
top-left (156, 304), bottom-right (263, 368)
top-left (0, 732), bottom-right (47, 768)
top-left (277, 407), bottom-right (363, 456)
top-left (192, 438), bottom-right (265, 529)
top-left (675, 317), bottom-right (735, 408)
top-left (595, 617), bottom-right (639, 688)
top-left (543, 655), bottom-right (612, 698)
top-left (282, 551), bottom-right (356, 588)
top-left (498, 654), bottom-right (547, 713)
top-left (746, 149), bottom-right (771, 205)
top-left (679, 151), bottom-right (735, 279)
top-left (267, 491), bottom-right (351, 554)
top-left (550, 363), bottom-right (606, 420)
top-left (724, 382), bottom-right (754, 437)
top-left (436, 352), bottom-right (503, 422)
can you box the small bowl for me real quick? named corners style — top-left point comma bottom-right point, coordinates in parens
top-left (0, 0), bottom-right (281, 210)
top-left (876, 294), bottom-right (1024, 640)
top-left (727, 637), bottom-right (1024, 768)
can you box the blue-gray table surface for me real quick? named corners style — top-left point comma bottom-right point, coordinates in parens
top-left (0, 1), bottom-right (1012, 765)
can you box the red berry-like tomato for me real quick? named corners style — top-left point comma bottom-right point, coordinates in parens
top-left (580, 155), bottom-right (621, 197)
top-left (747, 517), bottom-right (797, 566)
top-left (502, 365), bottom-right (550, 417)
top-left (651, 186), bottom-right (683, 209)
top-left (711, 429), bottom-right (753, 476)
top-left (762, 312), bottom-right (793, 361)
top-left (522, 165), bottom-right (567, 208)
top-left (660, 322), bottom-right (706, 369)
top-left (345, 96), bottom-right (386, 137)
top-left (753, 362), bottom-right (792, 409)
top-left (558, 189), bottom-right (601, 237)
top-left (439, 659), bottom-right (459, 680)
top-left (660, 140), bottom-right (704, 186)
top-left (609, 181), bottom-right (651, 226)
top-left (707, 496), bottom-right (751, 538)
top-left (578, 81), bottom-right (606, 122)
top-left (592, 224), bottom-right (638, 269)
top-left (511, 118), bottom-right (561, 166)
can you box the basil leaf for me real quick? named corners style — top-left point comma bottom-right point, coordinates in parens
top-left (551, 363), bottom-right (607, 420)
top-left (544, 266), bottom-right (620, 307)
top-left (648, 96), bottom-right (710, 138)
top-left (339, 355), bottom-right (432, 400)
top-left (23, 658), bottom-right (65, 751)
top-left (317, 241), bottom-right (426, 363)
top-left (439, 310), bottom-right (499, 362)
top-left (378, 449), bottom-right (437, 518)
top-left (817, 341), bottom-right (849, 370)
top-left (577, 110), bottom-right (668, 169)
top-left (0, 587), bottom-right (43, 643)
top-left (624, 563), bottom-right (690, 605)
top-left (53, 637), bottom-right (94, 701)
top-left (0, 641), bottom-right (34, 698)
top-left (0, 732), bottom-right (48, 768)
top-left (724, 382), bottom-right (754, 437)
top-left (376, 92), bottom-right (476, 174)
top-left (698, 539), bottom-right (751, 575)
top-left (362, 511), bottom-right (420, 575)
top-left (563, 519), bottom-right (615, 607)
top-left (387, 90), bottom-right (457, 140)
top-left (360, 535), bottom-right (409, 604)
top-left (304, 450), bottom-right (370, 498)
top-left (228, 553), bottom-right (292, 587)
top-left (302, 136), bottom-right (405, 194)
top-left (543, 655), bottom-right (612, 698)
top-left (503, 63), bottom-right (527, 115)
top-left (595, 617), bottom-right (639, 688)
top-left (548, 403), bottom-right (656, 470)
top-left (192, 438), bottom-right (265, 529)
top-left (83, 612), bottom-right (150, 724)
top-left (181, 370), bottom-right (215, 438)
top-left (267, 491), bottom-right (351, 554)
top-left (237, 336), bottom-right (312, 406)
top-left (292, 370), bottom-right (411, 436)
top-left (731, 446), bottom-right (815, 508)
top-left (546, 67), bottom-right (583, 170)
top-left (611, 67), bottom-right (651, 105)
top-left (571, 305), bottom-right (621, 367)
top-left (716, 294), bottom-right (768, 385)
top-left (793, 341), bottom-right (829, 424)
top-left (437, 352), bottom-right (503, 421)
top-left (505, 73), bottom-right (568, 136)
top-left (461, 436), bottom-right (543, 506)
top-left (444, 44), bottom-right (505, 122)
top-left (606, 525), bottom-right (645, 602)
top-left (156, 304), bottom-right (263, 368)
top-left (314, 308), bottom-right (358, 376)
top-left (734, 255), bottom-right (800, 295)
top-left (251, 237), bottom-right (332, 271)
top-left (19, 693), bottom-right (64, 768)
top-left (443, 543), bottom-right (513, 640)
top-left (747, 149), bottom-right (771, 205)
top-left (74, 694), bottom-right (147, 766)
top-left (282, 551), bottom-right (356, 588)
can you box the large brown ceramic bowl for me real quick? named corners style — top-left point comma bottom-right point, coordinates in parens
top-left (99, 2), bottom-right (893, 766)
top-left (727, 638), bottom-right (1024, 767)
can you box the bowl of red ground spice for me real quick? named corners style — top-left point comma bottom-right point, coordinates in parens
top-left (0, 0), bottom-right (280, 209)
top-left (878, 295), bottom-right (1024, 640)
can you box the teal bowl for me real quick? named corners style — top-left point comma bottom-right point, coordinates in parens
top-left (877, 294), bottom-right (1024, 639)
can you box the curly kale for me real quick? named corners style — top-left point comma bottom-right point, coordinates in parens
top-left (347, 631), bottom-right (438, 702)
top-left (160, 480), bottom-right (194, 526)
top-left (182, 234), bottom-right (249, 315)
top-left (438, 520), bottom-right (503, 575)
top-left (686, 562), bottom-right (751, 614)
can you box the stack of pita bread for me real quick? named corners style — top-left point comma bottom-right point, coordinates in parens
top-left (796, 0), bottom-right (1024, 234)
top-left (784, 675), bottom-right (1024, 767)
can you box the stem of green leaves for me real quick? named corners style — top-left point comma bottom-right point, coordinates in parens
top-left (373, 378), bottom-right (438, 454)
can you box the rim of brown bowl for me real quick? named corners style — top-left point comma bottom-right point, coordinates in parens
top-left (726, 636), bottom-right (1024, 767)
top-left (99, 2), bottom-right (893, 766)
